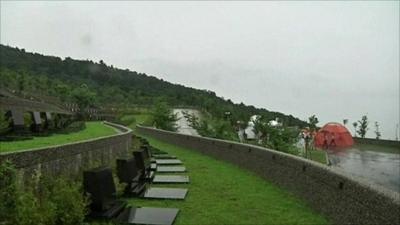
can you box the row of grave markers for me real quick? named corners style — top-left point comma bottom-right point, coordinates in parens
top-left (83, 137), bottom-right (190, 225)
top-left (4, 108), bottom-right (75, 133)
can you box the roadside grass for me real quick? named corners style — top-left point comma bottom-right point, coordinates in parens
top-left (127, 134), bottom-right (330, 225)
top-left (307, 149), bottom-right (328, 164)
top-left (123, 113), bottom-right (151, 128)
top-left (0, 122), bottom-right (117, 153)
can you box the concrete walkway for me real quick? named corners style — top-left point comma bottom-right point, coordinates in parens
top-left (173, 109), bottom-right (200, 136)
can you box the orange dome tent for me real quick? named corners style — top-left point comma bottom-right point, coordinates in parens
top-left (314, 122), bottom-right (354, 149)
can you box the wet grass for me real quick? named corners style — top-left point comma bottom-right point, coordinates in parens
top-left (126, 134), bottom-right (329, 225)
top-left (0, 122), bottom-right (117, 153)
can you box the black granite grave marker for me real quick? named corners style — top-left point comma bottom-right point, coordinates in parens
top-left (156, 166), bottom-right (187, 173)
top-left (155, 159), bottom-right (183, 165)
top-left (83, 166), bottom-right (126, 219)
top-left (126, 157), bottom-right (188, 200)
top-left (153, 154), bottom-right (177, 159)
top-left (83, 166), bottom-right (181, 224)
top-left (133, 149), bottom-right (154, 180)
top-left (143, 188), bottom-right (188, 200)
top-left (152, 175), bottom-right (190, 184)
top-left (115, 207), bottom-right (179, 225)
top-left (11, 109), bottom-right (24, 131)
top-left (116, 158), bottom-right (146, 195)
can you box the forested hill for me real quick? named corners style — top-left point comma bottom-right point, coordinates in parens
top-left (0, 44), bottom-right (308, 127)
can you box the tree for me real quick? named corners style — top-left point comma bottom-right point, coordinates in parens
top-left (357, 115), bottom-right (369, 138)
top-left (151, 101), bottom-right (178, 131)
top-left (71, 84), bottom-right (96, 109)
top-left (374, 121), bottom-right (381, 140)
top-left (308, 115), bottom-right (319, 131)
top-left (352, 122), bottom-right (358, 137)
top-left (71, 84), bottom-right (96, 119)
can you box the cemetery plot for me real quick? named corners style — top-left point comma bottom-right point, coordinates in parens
top-left (153, 175), bottom-right (190, 184)
top-left (156, 166), bottom-right (187, 173)
top-left (156, 159), bottom-right (183, 165)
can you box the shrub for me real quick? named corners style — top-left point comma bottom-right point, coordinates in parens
top-left (0, 161), bottom-right (88, 225)
top-left (50, 178), bottom-right (87, 225)
top-left (0, 161), bottom-right (18, 223)
top-left (151, 101), bottom-right (178, 131)
top-left (0, 110), bottom-right (11, 134)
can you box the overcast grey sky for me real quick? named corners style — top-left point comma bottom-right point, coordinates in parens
top-left (1, 1), bottom-right (399, 139)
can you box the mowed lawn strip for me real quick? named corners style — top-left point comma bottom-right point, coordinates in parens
top-left (0, 122), bottom-right (117, 153)
top-left (128, 134), bottom-right (329, 225)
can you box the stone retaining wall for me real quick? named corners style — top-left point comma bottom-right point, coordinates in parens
top-left (0, 122), bottom-right (132, 180)
top-left (137, 125), bottom-right (400, 225)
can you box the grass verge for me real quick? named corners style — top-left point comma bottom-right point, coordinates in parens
top-left (127, 134), bottom-right (329, 225)
top-left (0, 122), bottom-right (117, 153)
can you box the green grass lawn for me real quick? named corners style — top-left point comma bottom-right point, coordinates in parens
top-left (307, 149), bottom-right (328, 164)
top-left (127, 134), bottom-right (330, 225)
top-left (0, 122), bottom-right (117, 153)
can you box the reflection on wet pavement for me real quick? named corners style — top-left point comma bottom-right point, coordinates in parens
top-left (327, 144), bottom-right (400, 192)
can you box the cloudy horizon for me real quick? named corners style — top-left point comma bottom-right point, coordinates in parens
top-left (1, 1), bottom-right (399, 139)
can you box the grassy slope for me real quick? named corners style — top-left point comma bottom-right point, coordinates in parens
top-left (0, 122), bottom-right (117, 153)
top-left (128, 134), bottom-right (329, 225)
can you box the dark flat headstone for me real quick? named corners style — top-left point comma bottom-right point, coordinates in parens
top-left (153, 175), bottom-right (190, 184)
top-left (154, 155), bottom-right (177, 159)
top-left (116, 157), bottom-right (140, 184)
top-left (133, 150), bottom-right (152, 180)
top-left (143, 187), bottom-right (188, 200)
top-left (151, 148), bottom-right (168, 155)
top-left (156, 159), bottom-right (182, 165)
top-left (83, 166), bottom-right (126, 219)
top-left (156, 166), bottom-right (186, 173)
top-left (91, 200), bottom-right (126, 219)
top-left (115, 207), bottom-right (179, 225)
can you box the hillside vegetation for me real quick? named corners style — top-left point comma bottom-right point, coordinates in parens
top-left (0, 45), bottom-right (308, 127)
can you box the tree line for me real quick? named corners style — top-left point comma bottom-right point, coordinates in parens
top-left (0, 44), bottom-right (308, 128)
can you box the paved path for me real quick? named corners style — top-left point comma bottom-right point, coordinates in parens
top-left (173, 109), bottom-right (200, 136)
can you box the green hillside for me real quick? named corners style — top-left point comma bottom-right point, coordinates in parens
top-left (0, 44), bottom-right (307, 127)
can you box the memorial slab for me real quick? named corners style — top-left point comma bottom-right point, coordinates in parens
top-left (153, 155), bottom-right (177, 159)
top-left (155, 159), bottom-right (183, 165)
top-left (153, 175), bottom-right (190, 184)
top-left (115, 207), bottom-right (179, 225)
top-left (156, 166), bottom-right (187, 173)
top-left (143, 187), bottom-right (188, 200)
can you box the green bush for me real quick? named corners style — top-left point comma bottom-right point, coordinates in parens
top-left (150, 101), bottom-right (178, 131)
top-left (15, 189), bottom-right (56, 225)
top-left (50, 179), bottom-right (87, 225)
top-left (114, 114), bottom-right (136, 126)
top-left (0, 161), bottom-right (18, 222)
top-left (0, 110), bottom-right (11, 134)
top-left (0, 161), bottom-right (88, 225)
